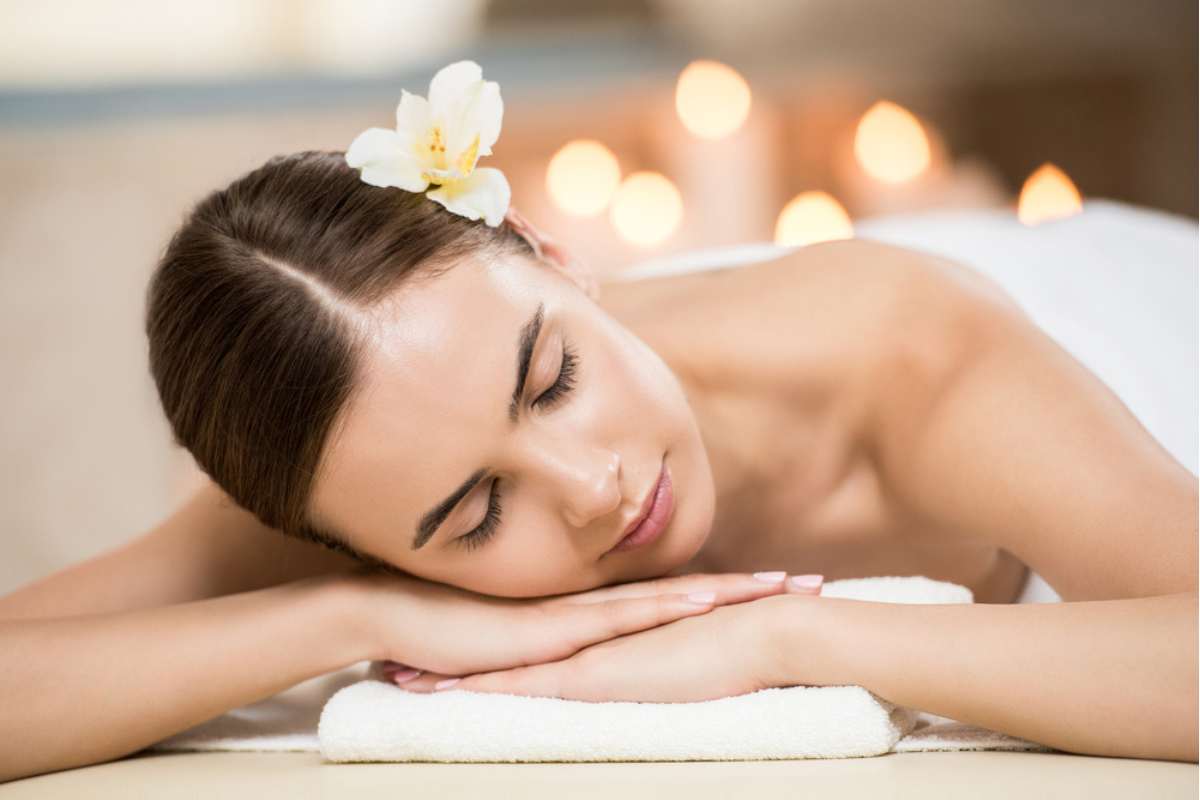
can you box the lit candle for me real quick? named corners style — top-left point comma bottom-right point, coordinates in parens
top-left (835, 99), bottom-right (1009, 218)
top-left (774, 191), bottom-right (854, 246)
top-left (648, 69), bottom-right (781, 247)
top-left (1017, 163), bottom-right (1083, 225)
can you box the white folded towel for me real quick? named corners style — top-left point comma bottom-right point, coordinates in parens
top-left (320, 681), bottom-right (916, 763)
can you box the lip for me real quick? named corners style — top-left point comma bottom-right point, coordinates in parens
top-left (606, 459), bottom-right (673, 555)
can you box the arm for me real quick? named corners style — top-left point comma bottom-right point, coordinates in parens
top-left (0, 573), bottom-right (369, 783)
top-left (0, 475), bottom-right (360, 621)
top-left (786, 262), bottom-right (1198, 761)
top-left (866, 258), bottom-right (1197, 602)
top-left (768, 591), bottom-right (1197, 761)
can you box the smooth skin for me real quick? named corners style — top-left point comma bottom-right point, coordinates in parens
top-left (1, 212), bottom-right (1195, 778)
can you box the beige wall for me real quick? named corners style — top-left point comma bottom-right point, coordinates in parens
top-left (0, 110), bottom-right (392, 593)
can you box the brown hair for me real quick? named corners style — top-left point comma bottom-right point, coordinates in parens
top-left (145, 149), bottom-right (535, 573)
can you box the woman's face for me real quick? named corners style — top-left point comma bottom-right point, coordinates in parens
top-left (310, 252), bottom-right (716, 597)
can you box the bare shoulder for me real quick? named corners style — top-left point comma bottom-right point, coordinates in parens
top-left (606, 237), bottom-right (1028, 424)
top-left (606, 238), bottom-right (1026, 392)
top-left (765, 237), bottom-right (1023, 326)
top-left (706, 238), bottom-right (1025, 381)
top-left (727, 240), bottom-right (1038, 468)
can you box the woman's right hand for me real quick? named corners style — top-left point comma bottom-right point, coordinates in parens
top-left (344, 569), bottom-right (815, 680)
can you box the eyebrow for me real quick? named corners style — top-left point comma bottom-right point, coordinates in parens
top-left (411, 302), bottom-right (545, 550)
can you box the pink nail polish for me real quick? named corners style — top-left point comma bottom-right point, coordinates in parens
top-left (390, 669), bottom-right (422, 683)
top-left (789, 574), bottom-right (824, 589)
top-left (434, 678), bottom-right (460, 691)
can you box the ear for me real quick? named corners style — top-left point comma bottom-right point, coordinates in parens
top-left (505, 206), bottom-right (599, 300)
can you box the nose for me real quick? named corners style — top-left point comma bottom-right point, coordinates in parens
top-left (524, 439), bottom-right (622, 529)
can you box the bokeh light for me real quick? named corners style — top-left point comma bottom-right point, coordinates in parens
top-left (674, 59), bottom-right (752, 140)
top-left (774, 191), bottom-right (854, 246)
top-left (609, 171), bottom-right (684, 247)
top-left (545, 139), bottom-right (622, 217)
top-left (1017, 162), bottom-right (1083, 225)
top-left (854, 100), bottom-right (932, 183)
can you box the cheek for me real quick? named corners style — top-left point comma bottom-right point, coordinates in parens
top-left (455, 521), bottom-right (591, 598)
top-left (594, 340), bottom-right (678, 418)
top-left (460, 555), bottom-right (590, 598)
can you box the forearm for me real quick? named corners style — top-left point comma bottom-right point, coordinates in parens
top-left (0, 573), bottom-right (369, 782)
top-left (778, 592), bottom-right (1198, 762)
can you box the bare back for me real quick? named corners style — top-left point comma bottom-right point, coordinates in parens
top-left (596, 239), bottom-right (1030, 603)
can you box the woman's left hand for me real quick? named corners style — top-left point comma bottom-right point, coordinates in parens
top-left (379, 584), bottom-right (822, 702)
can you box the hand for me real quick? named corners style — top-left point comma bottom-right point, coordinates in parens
top-left (379, 573), bottom-right (826, 700)
top-left (350, 569), bottom-right (805, 679)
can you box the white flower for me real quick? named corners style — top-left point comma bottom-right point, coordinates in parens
top-left (345, 60), bottom-right (511, 227)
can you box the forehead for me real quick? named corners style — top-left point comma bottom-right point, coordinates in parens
top-left (313, 256), bottom-right (541, 536)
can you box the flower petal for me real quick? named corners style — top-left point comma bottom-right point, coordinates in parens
top-left (345, 127), bottom-right (402, 168)
top-left (428, 60), bottom-right (483, 116)
top-left (361, 157), bottom-right (430, 192)
top-left (345, 127), bottom-right (428, 192)
top-left (393, 89), bottom-right (433, 154)
top-left (425, 166), bottom-right (511, 227)
top-left (426, 61), bottom-right (503, 176)
top-left (444, 79), bottom-right (502, 172)
top-left (474, 80), bottom-right (502, 157)
top-left (421, 166), bottom-right (462, 183)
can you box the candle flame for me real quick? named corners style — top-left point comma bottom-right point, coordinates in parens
top-left (610, 171), bottom-right (683, 247)
top-left (854, 100), bottom-right (931, 183)
top-left (675, 60), bottom-right (752, 140)
top-left (546, 139), bottom-right (621, 217)
top-left (774, 191), bottom-right (854, 246)
top-left (1017, 163), bottom-right (1082, 225)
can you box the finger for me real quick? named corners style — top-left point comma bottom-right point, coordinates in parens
top-left (551, 591), bottom-right (721, 654)
top-left (388, 669), bottom-right (451, 692)
top-left (783, 574), bottom-right (825, 594)
top-left (452, 662), bottom-right (567, 699)
top-left (381, 664), bottom-right (424, 684)
top-left (545, 572), bottom-right (792, 607)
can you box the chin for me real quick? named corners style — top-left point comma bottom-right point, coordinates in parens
top-left (672, 453), bottom-right (717, 570)
top-left (667, 516), bottom-right (714, 575)
top-left (624, 504), bottom-right (715, 583)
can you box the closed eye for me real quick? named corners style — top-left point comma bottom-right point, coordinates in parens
top-left (533, 339), bottom-right (578, 410)
top-left (455, 340), bottom-right (580, 552)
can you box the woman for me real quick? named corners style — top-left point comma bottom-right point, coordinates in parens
top-left (0, 148), bottom-right (1195, 781)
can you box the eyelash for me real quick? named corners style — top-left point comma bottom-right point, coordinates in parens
top-left (455, 340), bottom-right (580, 551)
top-left (533, 340), bottom-right (578, 410)
top-left (458, 479), bottom-right (503, 552)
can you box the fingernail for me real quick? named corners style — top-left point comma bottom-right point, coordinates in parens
top-left (434, 678), bottom-right (461, 690)
top-left (686, 590), bottom-right (716, 604)
top-left (390, 669), bottom-right (422, 684)
top-left (753, 571), bottom-right (787, 583)
top-left (789, 574), bottom-right (824, 589)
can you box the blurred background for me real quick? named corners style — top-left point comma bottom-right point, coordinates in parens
top-left (1, 0), bottom-right (1196, 592)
